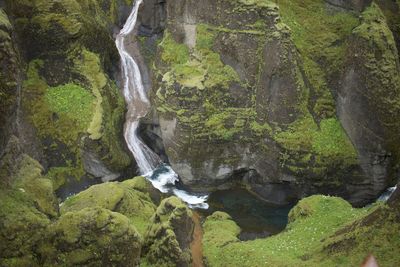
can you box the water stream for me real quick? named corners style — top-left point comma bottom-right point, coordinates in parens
top-left (116, 1), bottom-right (208, 209)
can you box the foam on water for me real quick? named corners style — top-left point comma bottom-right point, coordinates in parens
top-left (145, 165), bottom-right (209, 209)
top-left (378, 186), bottom-right (397, 202)
top-left (172, 189), bottom-right (209, 209)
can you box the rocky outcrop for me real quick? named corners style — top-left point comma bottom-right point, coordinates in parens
top-left (338, 3), bottom-right (400, 205)
top-left (141, 0), bottom-right (399, 205)
top-left (61, 177), bottom-right (158, 235)
top-left (143, 196), bottom-right (194, 267)
top-left (41, 207), bottom-right (142, 266)
top-left (0, 9), bottom-right (20, 157)
top-left (1, 0), bottom-right (133, 191)
top-left (324, 0), bottom-right (372, 11)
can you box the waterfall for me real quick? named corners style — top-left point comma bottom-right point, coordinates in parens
top-left (116, 0), bottom-right (161, 175)
top-left (116, 1), bottom-right (208, 209)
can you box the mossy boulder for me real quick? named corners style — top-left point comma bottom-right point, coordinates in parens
top-left (203, 211), bottom-right (241, 248)
top-left (61, 177), bottom-right (158, 236)
top-left (0, 136), bottom-right (58, 217)
top-left (39, 207), bottom-right (141, 266)
top-left (0, 190), bottom-right (51, 266)
top-left (142, 196), bottom-right (194, 267)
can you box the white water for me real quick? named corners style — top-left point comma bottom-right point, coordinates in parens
top-left (378, 185), bottom-right (397, 202)
top-left (116, 1), bottom-right (208, 209)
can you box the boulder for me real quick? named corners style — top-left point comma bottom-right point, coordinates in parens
top-left (143, 196), bottom-right (194, 267)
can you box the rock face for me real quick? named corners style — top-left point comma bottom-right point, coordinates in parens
top-left (0, 0), bottom-right (135, 193)
top-left (143, 196), bottom-right (194, 267)
top-left (41, 207), bottom-right (142, 266)
top-left (139, 0), bottom-right (400, 205)
top-left (338, 4), bottom-right (400, 204)
top-left (61, 177), bottom-right (158, 235)
top-left (0, 9), bottom-right (20, 157)
top-left (324, 0), bottom-right (372, 11)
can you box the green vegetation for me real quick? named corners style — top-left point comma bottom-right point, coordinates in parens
top-left (42, 207), bottom-right (141, 266)
top-left (275, 116), bottom-right (358, 173)
top-left (74, 49), bottom-right (106, 140)
top-left (277, 0), bottom-right (359, 119)
top-left (143, 196), bottom-right (194, 267)
top-left (203, 195), bottom-right (393, 267)
top-left (157, 25), bottom-right (264, 141)
top-left (61, 177), bottom-right (157, 236)
top-left (24, 60), bottom-right (94, 146)
top-left (45, 83), bottom-right (95, 132)
top-left (159, 25), bottom-right (239, 91)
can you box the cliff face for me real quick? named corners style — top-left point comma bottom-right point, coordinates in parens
top-left (0, 0), bottom-right (136, 192)
top-left (140, 0), bottom-right (400, 205)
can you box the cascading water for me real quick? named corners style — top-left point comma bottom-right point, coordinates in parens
top-left (116, 1), bottom-right (208, 209)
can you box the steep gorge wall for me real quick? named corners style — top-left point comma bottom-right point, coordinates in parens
top-left (141, 0), bottom-right (400, 205)
top-left (0, 0), bottom-right (138, 192)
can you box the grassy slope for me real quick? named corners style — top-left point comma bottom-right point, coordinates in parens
top-left (203, 195), bottom-right (399, 267)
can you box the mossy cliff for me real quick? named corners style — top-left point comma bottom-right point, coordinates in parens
top-left (0, 152), bottom-right (194, 267)
top-left (202, 193), bottom-right (400, 266)
top-left (2, 0), bottom-right (133, 190)
top-left (144, 0), bottom-right (400, 205)
top-left (0, 8), bottom-right (20, 158)
top-left (338, 3), bottom-right (400, 204)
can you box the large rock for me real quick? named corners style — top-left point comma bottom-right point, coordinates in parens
top-left (61, 177), bottom-right (158, 235)
top-left (39, 207), bottom-right (142, 266)
top-left (143, 196), bottom-right (194, 267)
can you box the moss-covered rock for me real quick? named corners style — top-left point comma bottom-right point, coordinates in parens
top-left (0, 8), bottom-right (19, 157)
top-left (2, 0), bottom-right (132, 190)
top-left (0, 136), bottom-right (58, 217)
top-left (61, 177), bottom-right (158, 236)
top-left (146, 0), bottom-right (383, 205)
top-left (0, 190), bottom-right (51, 266)
top-left (142, 196), bottom-right (194, 267)
top-left (338, 3), bottom-right (400, 204)
top-left (39, 207), bottom-right (141, 266)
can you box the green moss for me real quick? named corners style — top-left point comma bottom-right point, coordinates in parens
top-left (278, 0), bottom-right (359, 119)
top-left (159, 25), bottom-right (239, 91)
top-left (160, 31), bottom-right (189, 65)
top-left (237, 0), bottom-right (278, 9)
top-left (61, 178), bottom-right (157, 236)
top-left (250, 121), bottom-right (272, 136)
top-left (203, 195), bottom-right (376, 267)
top-left (45, 83), bottom-right (95, 132)
top-left (0, 190), bottom-right (50, 265)
top-left (143, 197), bottom-right (193, 267)
top-left (74, 49), bottom-right (106, 140)
top-left (0, 9), bottom-right (12, 30)
top-left (202, 211), bottom-right (241, 250)
top-left (24, 60), bottom-right (87, 146)
top-left (31, 12), bottom-right (82, 37)
top-left (41, 207), bottom-right (141, 266)
top-left (12, 155), bottom-right (58, 217)
top-left (275, 116), bottom-right (358, 174)
top-left (61, 183), bottom-right (125, 214)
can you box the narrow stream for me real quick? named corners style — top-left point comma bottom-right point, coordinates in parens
top-left (116, 1), bottom-right (208, 209)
